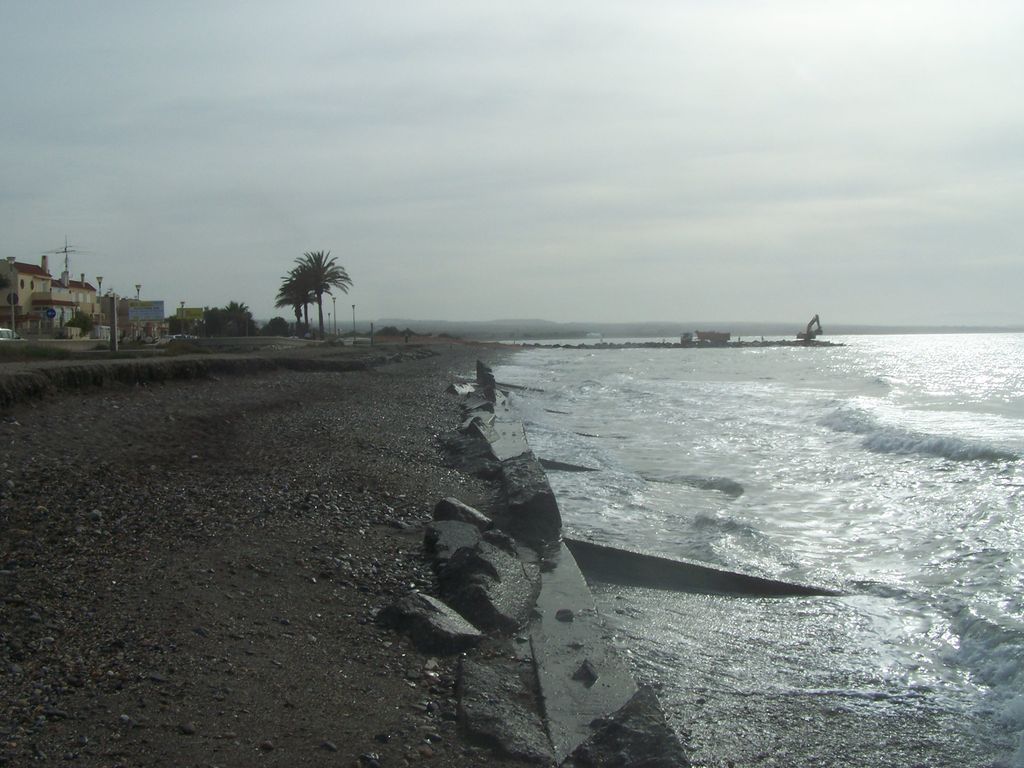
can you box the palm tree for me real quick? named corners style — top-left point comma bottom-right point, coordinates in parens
top-left (292, 250), bottom-right (352, 338)
top-left (223, 300), bottom-right (252, 336)
top-left (275, 268), bottom-right (313, 333)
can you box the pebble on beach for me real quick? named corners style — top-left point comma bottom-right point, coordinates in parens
top-left (0, 347), bottom-right (514, 767)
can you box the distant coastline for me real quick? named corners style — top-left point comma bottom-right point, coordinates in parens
top-left (374, 318), bottom-right (1024, 342)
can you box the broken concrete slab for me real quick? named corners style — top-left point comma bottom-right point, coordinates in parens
top-left (424, 520), bottom-right (484, 567)
top-left (563, 686), bottom-right (691, 767)
top-left (433, 497), bottom-right (494, 530)
top-left (458, 657), bottom-right (555, 764)
top-left (446, 381), bottom-right (476, 397)
top-left (439, 431), bottom-right (502, 480)
top-left (376, 591), bottom-right (484, 655)
top-left (469, 411), bottom-right (532, 461)
top-left (529, 541), bottom-right (639, 764)
top-left (476, 360), bottom-right (497, 393)
top-left (462, 393), bottom-right (494, 414)
top-left (498, 452), bottom-right (563, 546)
top-left (438, 540), bottom-right (541, 633)
top-left (565, 537), bottom-right (841, 597)
top-left (539, 458), bottom-right (600, 473)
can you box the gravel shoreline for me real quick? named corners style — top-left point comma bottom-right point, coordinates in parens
top-left (1, 346), bottom-right (531, 767)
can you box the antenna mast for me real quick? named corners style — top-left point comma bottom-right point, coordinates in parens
top-left (48, 236), bottom-right (80, 287)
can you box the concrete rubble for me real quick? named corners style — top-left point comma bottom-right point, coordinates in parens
top-left (376, 591), bottom-right (484, 655)
top-left (381, 361), bottom-right (691, 766)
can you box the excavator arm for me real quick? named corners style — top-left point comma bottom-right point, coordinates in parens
top-left (797, 314), bottom-right (823, 341)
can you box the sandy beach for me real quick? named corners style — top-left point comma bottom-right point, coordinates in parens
top-left (1, 344), bottom-right (539, 767)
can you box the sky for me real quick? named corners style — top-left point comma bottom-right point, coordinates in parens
top-left (2, 1), bottom-right (1022, 327)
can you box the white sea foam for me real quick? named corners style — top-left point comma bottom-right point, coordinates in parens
top-left (947, 606), bottom-right (1024, 765)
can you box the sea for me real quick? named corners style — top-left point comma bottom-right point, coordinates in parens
top-left (492, 333), bottom-right (1024, 768)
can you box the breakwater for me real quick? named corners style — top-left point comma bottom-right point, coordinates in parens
top-left (521, 338), bottom-right (840, 350)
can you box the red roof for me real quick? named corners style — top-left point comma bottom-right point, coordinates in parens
top-left (13, 262), bottom-right (51, 278)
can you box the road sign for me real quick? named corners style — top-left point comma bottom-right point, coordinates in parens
top-left (45, 308), bottom-right (57, 319)
top-left (5, 293), bottom-right (15, 305)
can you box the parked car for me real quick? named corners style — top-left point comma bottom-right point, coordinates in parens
top-left (0, 327), bottom-right (25, 341)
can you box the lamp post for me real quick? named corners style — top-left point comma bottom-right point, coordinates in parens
top-left (133, 284), bottom-right (142, 340)
top-left (351, 304), bottom-right (356, 339)
top-left (95, 276), bottom-right (103, 326)
top-left (331, 295), bottom-right (336, 336)
top-left (180, 301), bottom-right (186, 334)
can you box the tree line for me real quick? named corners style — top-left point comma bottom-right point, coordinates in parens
top-left (166, 250), bottom-right (352, 339)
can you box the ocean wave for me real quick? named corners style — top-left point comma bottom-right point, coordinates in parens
top-left (641, 472), bottom-right (745, 498)
top-left (947, 604), bottom-right (1024, 764)
top-left (821, 407), bottom-right (1020, 463)
top-left (691, 512), bottom-right (759, 536)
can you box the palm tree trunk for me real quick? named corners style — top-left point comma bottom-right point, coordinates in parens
top-left (316, 291), bottom-right (325, 338)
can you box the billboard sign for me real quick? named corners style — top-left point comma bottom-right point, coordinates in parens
top-left (127, 300), bottom-right (165, 322)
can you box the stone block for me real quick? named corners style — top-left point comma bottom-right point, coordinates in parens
top-left (498, 452), bottom-right (563, 546)
top-left (439, 540), bottom-right (540, 633)
top-left (376, 592), bottom-right (483, 655)
top-left (433, 497), bottom-right (493, 531)
top-left (424, 520), bottom-right (483, 567)
top-left (458, 658), bottom-right (553, 764)
top-left (564, 686), bottom-right (691, 767)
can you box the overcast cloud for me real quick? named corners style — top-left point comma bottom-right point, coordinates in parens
top-left (2, 1), bottom-right (1022, 326)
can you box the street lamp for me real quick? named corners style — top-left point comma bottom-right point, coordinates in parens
top-left (351, 304), bottom-right (356, 339)
top-left (5, 257), bottom-right (15, 332)
top-left (95, 276), bottom-right (103, 324)
top-left (331, 295), bottom-right (336, 335)
top-left (133, 284), bottom-right (142, 341)
top-left (180, 301), bottom-right (186, 334)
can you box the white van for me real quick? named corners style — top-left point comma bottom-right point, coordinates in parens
top-left (0, 328), bottom-right (25, 341)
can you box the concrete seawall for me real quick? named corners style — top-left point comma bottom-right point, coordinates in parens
top-left (425, 361), bottom-right (844, 765)
top-left (427, 362), bottom-right (689, 766)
